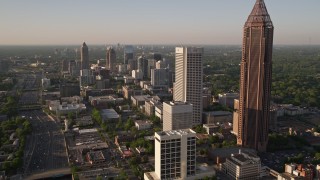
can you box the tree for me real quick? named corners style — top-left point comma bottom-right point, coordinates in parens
top-left (209, 135), bottom-right (220, 144)
top-left (117, 170), bottom-right (128, 180)
top-left (125, 118), bottom-right (134, 131)
top-left (193, 125), bottom-right (206, 134)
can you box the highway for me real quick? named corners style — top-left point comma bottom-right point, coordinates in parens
top-left (22, 110), bottom-right (69, 177)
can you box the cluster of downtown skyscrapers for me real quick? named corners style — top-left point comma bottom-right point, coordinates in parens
top-left (79, 0), bottom-right (274, 179)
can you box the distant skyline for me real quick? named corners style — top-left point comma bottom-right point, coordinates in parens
top-left (1, 0), bottom-right (320, 45)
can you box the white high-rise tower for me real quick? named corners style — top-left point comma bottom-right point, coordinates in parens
top-left (174, 47), bottom-right (203, 125)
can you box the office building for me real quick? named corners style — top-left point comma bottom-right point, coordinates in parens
top-left (156, 60), bottom-right (166, 69)
top-left (124, 45), bottom-right (134, 64)
top-left (174, 47), bottom-right (203, 125)
top-left (106, 47), bottom-right (116, 72)
top-left (151, 68), bottom-right (169, 87)
top-left (60, 84), bottom-right (80, 97)
top-left (69, 60), bottom-right (80, 77)
top-left (237, 0), bottom-right (274, 152)
top-left (148, 129), bottom-right (196, 179)
top-left (148, 59), bottom-right (157, 78)
top-left (218, 93), bottom-right (239, 108)
top-left (127, 59), bottom-right (137, 73)
top-left (233, 99), bottom-right (240, 136)
top-left (61, 59), bottom-right (69, 72)
top-left (203, 111), bottom-right (233, 125)
top-left (41, 78), bottom-right (51, 89)
top-left (224, 151), bottom-right (261, 180)
top-left (163, 101), bottom-right (193, 131)
top-left (137, 56), bottom-right (148, 79)
top-left (145, 129), bottom-right (215, 180)
top-left (80, 42), bottom-right (89, 70)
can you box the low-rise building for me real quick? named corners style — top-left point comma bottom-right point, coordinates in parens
top-left (135, 120), bottom-right (152, 130)
top-left (155, 103), bottom-right (163, 121)
top-left (203, 124), bottom-right (220, 135)
top-left (278, 164), bottom-right (314, 180)
top-left (89, 95), bottom-right (124, 108)
top-left (122, 86), bottom-right (143, 99)
top-left (224, 151), bottom-right (261, 180)
top-left (145, 97), bottom-right (162, 117)
top-left (100, 109), bottom-right (119, 122)
top-left (203, 111), bottom-right (233, 124)
top-left (115, 133), bottom-right (134, 147)
top-left (218, 93), bottom-right (239, 108)
top-left (131, 95), bottom-right (152, 107)
top-left (49, 101), bottom-right (86, 116)
top-left (75, 116), bottom-right (93, 127)
top-left (86, 151), bottom-right (106, 165)
top-left (84, 88), bottom-right (115, 99)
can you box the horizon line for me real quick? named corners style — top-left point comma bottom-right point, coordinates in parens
top-left (0, 44), bottom-right (320, 47)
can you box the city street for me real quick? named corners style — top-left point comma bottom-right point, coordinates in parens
top-left (22, 110), bottom-right (69, 176)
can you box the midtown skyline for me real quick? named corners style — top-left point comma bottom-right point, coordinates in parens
top-left (1, 0), bottom-right (320, 45)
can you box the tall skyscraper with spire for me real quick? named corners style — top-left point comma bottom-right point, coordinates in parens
top-left (80, 42), bottom-right (89, 70)
top-left (237, 0), bottom-right (274, 152)
top-left (106, 47), bottom-right (116, 72)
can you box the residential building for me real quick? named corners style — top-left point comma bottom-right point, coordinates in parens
top-left (237, 0), bottom-right (274, 152)
top-left (163, 101), bottom-right (193, 131)
top-left (174, 47), bottom-right (203, 126)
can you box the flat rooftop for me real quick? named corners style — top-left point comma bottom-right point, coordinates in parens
top-left (101, 109), bottom-right (119, 119)
top-left (156, 129), bottom-right (195, 137)
top-left (204, 111), bottom-right (232, 116)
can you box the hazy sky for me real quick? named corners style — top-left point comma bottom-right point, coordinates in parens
top-left (1, 0), bottom-right (319, 45)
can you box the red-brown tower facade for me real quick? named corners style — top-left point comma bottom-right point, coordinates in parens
top-left (237, 0), bottom-right (274, 152)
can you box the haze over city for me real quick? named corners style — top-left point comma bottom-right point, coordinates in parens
top-left (1, 0), bottom-right (320, 179)
top-left (1, 0), bottom-right (320, 45)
